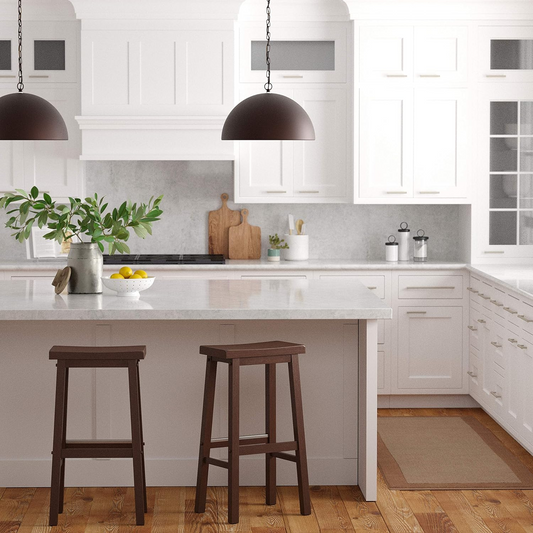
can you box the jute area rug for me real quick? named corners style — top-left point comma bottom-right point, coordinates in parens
top-left (378, 416), bottom-right (533, 490)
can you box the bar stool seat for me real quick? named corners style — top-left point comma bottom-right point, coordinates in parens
top-left (195, 340), bottom-right (311, 524)
top-left (49, 345), bottom-right (147, 526)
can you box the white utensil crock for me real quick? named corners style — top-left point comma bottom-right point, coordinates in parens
top-left (284, 234), bottom-right (309, 261)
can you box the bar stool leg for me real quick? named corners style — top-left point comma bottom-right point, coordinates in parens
top-left (128, 361), bottom-right (146, 526)
top-left (265, 363), bottom-right (277, 505)
top-left (58, 364), bottom-right (70, 514)
top-left (228, 359), bottom-right (240, 524)
top-left (135, 362), bottom-right (148, 513)
top-left (50, 361), bottom-right (68, 526)
top-left (288, 354), bottom-right (311, 516)
top-left (195, 357), bottom-right (218, 513)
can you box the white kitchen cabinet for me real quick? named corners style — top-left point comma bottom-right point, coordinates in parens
top-left (396, 306), bottom-right (464, 392)
top-left (0, 21), bottom-right (77, 84)
top-left (0, 87), bottom-right (83, 199)
top-left (235, 87), bottom-right (351, 203)
top-left (81, 28), bottom-right (233, 117)
top-left (479, 26), bottom-right (533, 83)
top-left (359, 87), bottom-right (413, 199)
top-left (359, 25), bottom-right (467, 85)
top-left (359, 87), bottom-right (468, 200)
top-left (239, 23), bottom-right (348, 84)
top-left (518, 336), bottom-right (533, 448)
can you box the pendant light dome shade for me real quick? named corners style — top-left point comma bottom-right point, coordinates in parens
top-left (222, 92), bottom-right (315, 141)
top-left (0, 92), bottom-right (68, 140)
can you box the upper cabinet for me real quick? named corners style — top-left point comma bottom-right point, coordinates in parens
top-left (479, 26), bottom-right (533, 83)
top-left (359, 25), bottom-right (468, 86)
top-left (234, 21), bottom-right (353, 204)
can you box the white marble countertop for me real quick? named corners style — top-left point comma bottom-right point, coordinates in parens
top-left (0, 258), bottom-right (467, 271)
top-left (468, 264), bottom-right (533, 299)
top-left (0, 278), bottom-right (392, 321)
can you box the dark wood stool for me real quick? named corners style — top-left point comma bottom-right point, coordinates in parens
top-left (195, 340), bottom-right (311, 524)
top-left (49, 345), bottom-right (147, 527)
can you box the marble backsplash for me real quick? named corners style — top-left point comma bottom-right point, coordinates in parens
top-left (0, 160), bottom-right (471, 262)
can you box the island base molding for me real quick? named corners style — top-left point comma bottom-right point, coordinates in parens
top-left (0, 319), bottom-right (374, 490)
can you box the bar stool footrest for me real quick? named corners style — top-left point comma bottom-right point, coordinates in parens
top-left (62, 440), bottom-right (135, 459)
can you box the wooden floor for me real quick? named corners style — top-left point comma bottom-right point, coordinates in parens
top-left (2, 408), bottom-right (533, 532)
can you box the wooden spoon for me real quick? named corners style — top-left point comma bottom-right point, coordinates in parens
top-left (296, 219), bottom-right (304, 235)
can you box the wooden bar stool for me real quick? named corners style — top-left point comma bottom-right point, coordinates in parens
top-left (48, 345), bottom-right (147, 527)
top-left (195, 340), bottom-right (311, 524)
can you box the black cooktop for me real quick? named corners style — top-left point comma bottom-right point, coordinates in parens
top-left (103, 254), bottom-right (226, 265)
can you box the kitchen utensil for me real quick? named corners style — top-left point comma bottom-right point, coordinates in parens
top-left (208, 193), bottom-right (241, 259)
top-left (413, 229), bottom-right (429, 262)
top-left (301, 223), bottom-right (306, 235)
top-left (101, 276), bottom-right (156, 298)
top-left (385, 235), bottom-right (399, 262)
top-left (398, 222), bottom-right (410, 261)
top-left (288, 214), bottom-right (295, 235)
top-left (296, 219), bottom-right (304, 235)
top-left (228, 209), bottom-right (262, 260)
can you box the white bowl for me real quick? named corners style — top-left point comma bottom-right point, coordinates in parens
top-left (101, 276), bottom-right (155, 298)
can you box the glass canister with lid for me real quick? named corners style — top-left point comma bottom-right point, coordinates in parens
top-left (413, 229), bottom-right (429, 262)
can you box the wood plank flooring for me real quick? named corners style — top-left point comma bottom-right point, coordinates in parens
top-left (2, 408), bottom-right (533, 532)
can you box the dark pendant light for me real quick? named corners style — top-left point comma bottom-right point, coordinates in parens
top-left (222, 0), bottom-right (315, 141)
top-left (0, 0), bottom-right (68, 140)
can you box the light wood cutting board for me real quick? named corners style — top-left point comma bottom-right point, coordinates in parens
top-left (208, 193), bottom-right (241, 258)
top-left (228, 209), bottom-right (262, 260)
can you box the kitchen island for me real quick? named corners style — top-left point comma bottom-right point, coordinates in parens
top-left (0, 278), bottom-right (391, 501)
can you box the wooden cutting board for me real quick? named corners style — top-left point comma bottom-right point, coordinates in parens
top-left (208, 193), bottom-right (241, 258)
top-left (229, 209), bottom-right (262, 260)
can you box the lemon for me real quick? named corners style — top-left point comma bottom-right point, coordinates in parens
top-left (130, 274), bottom-right (142, 279)
top-left (134, 270), bottom-right (148, 279)
top-left (110, 273), bottom-right (124, 279)
top-left (119, 266), bottom-right (133, 279)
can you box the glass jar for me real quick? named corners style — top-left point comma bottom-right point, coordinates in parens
top-left (413, 230), bottom-right (429, 262)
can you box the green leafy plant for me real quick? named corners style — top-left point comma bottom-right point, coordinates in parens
top-left (268, 233), bottom-right (289, 250)
top-left (0, 187), bottom-right (163, 255)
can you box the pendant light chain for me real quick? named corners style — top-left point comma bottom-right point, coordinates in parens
top-left (264, 0), bottom-right (272, 92)
top-left (17, 0), bottom-right (23, 92)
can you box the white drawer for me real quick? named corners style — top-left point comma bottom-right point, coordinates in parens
top-left (503, 292), bottom-right (522, 328)
top-left (398, 275), bottom-right (463, 299)
top-left (317, 274), bottom-right (386, 299)
top-left (468, 306), bottom-right (483, 352)
top-left (517, 301), bottom-right (533, 337)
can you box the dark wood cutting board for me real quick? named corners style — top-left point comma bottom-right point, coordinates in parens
top-left (208, 193), bottom-right (241, 258)
top-left (228, 209), bottom-right (261, 260)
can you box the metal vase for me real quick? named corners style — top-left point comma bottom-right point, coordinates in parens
top-left (67, 242), bottom-right (103, 294)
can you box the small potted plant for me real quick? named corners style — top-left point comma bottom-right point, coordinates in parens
top-left (268, 233), bottom-right (289, 262)
top-left (0, 187), bottom-right (163, 294)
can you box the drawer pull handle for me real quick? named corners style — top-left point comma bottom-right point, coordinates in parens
top-left (0, 75), bottom-right (16, 78)
top-left (407, 311), bottom-right (427, 314)
top-left (29, 75), bottom-right (49, 78)
top-left (518, 344), bottom-right (528, 350)
top-left (508, 338), bottom-right (518, 343)
top-left (467, 371), bottom-right (478, 378)
top-left (467, 287), bottom-right (479, 293)
top-left (490, 391), bottom-right (502, 399)
top-left (483, 251), bottom-right (505, 254)
top-left (490, 300), bottom-right (504, 307)
top-left (405, 286), bottom-right (455, 290)
top-left (518, 315), bottom-right (533, 323)
top-left (386, 73), bottom-right (408, 77)
top-left (298, 191), bottom-right (320, 194)
top-left (386, 191), bottom-right (408, 194)
top-left (479, 294), bottom-right (491, 300)
top-left (491, 341), bottom-right (503, 348)
top-left (503, 307), bottom-right (518, 314)
top-left (419, 74), bottom-right (441, 78)
top-left (477, 319), bottom-right (486, 324)
top-left (367, 286), bottom-right (378, 290)
top-left (468, 325), bottom-right (478, 331)
top-left (419, 191), bottom-right (441, 194)
top-left (265, 191), bottom-right (287, 194)
top-left (486, 74), bottom-right (507, 78)
top-left (282, 75), bottom-right (304, 78)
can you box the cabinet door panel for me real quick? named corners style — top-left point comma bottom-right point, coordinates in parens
top-left (360, 26), bottom-right (413, 82)
top-left (397, 306), bottom-right (463, 390)
top-left (414, 26), bottom-right (468, 85)
top-left (414, 89), bottom-right (468, 198)
top-left (505, 336), bottom-right (521, 432)
top-left (359, 88), bottom-right (413, 198)
top-left (293, 88), bottom-right (348, 198)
